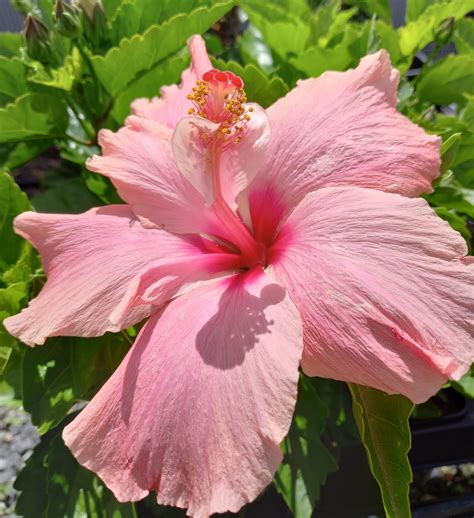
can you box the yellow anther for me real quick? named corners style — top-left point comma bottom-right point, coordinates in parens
top-left (248, 106), bottom-right (254, 112)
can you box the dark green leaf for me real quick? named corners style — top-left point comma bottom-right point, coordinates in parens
top-left (15, 414), bottom-right (137, 518)
top-left (32, 175), bottom-right (102, 213)
top-left (349, 384), bottom-right (414, 518)
top-left (451, 368), bottom-right (474, 398)
top-left (91, 1), bottom-right (234, 95)
top-left (0, 172), bottom-right (31, 271)
top-left (0, 139), bottom-right (52, 170)
top-left (274, 377), bottom-right (337, 518)
top-left (0, 93), bottom-right (68, 143)
top-left (348, 0), bottom-right (392, 23)
top-left (434, 207), bottom-right (472, 247)
top-left (21, 334), bottom-right (130, 434)
top-left (417, 54), bottom-right (474, 106)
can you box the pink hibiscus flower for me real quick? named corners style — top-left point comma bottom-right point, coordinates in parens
top-left (5, 35), bottom-right (473, 517)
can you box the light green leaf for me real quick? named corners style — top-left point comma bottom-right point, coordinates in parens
top-left (27, 48), bottom-right (81, 92)
top-left (112, 53), bottom-right (188, 122)
top-left (349, 384), bottom-right (414, 518)
top-left (110, 0), bottom-right (215, 44)
top-left (274, 377), bottom-right (337, 518)
top-left (15, 414), bottom-right (137, 518)
top-left (406, 0), bottom-right (444, 22)
top-left (451, 369), bottom-right (474, 398)
top-left (213, 60), bottom-right (288, 107)
top-left (290, 24), bottom-right (369, 77)
top-left (440, 132), bottom-right (462, 173)
top-left (454, 18), bottom-right (474, 55)
top-left (417, 54), bottom-right (474, 105)
top-left (0, 57), bottom-right (29, 102)
top-left (91, 1), bottom-right (234, 95)
top-left (399, 0), bottom-right (474, 56)
top-left (0, 93), bottom-right (68, 142)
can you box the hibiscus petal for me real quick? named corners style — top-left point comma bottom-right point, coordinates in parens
top-left (131, 35), bottom-right (212, 128)
top-left (63, 269), bottom-right (303, 516)
top-left (272, 187), bottom-right (473, 403)
top-left (87, 116), bottom-right (230, 238)
top-left (3, 206), bottom-right (203, 346)
top-left (248, 50), bottom-right (440, 243)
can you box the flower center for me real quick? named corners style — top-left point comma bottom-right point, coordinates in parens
top-left (187, 69), bottom-right (253, 147)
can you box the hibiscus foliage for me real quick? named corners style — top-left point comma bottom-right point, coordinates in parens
top-left (0, 0), bottom-right (473, 517)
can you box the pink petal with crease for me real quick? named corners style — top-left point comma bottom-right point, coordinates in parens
top-left (63, 269), bottom-right (303, 517)
top-left (3, 206), bottom-right (202, 346)
top-left (132, 35), bottom-right (212, 128)
top-left (272, 186), bottom-right (473, 403)
top-left (248, 50), bottom-right (441, 242)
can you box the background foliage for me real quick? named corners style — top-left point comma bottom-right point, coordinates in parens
top-left (0, 0), bottom-right (473, 517)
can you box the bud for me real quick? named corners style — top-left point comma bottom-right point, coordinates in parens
top-left (54, 0), bottom-right (82, 39)
top-left (433, 16), bottom-right (455, 46)
top-left (74, 0), bottom-right (103, 22)
top-left (23, 15), bottom-right (52, 64)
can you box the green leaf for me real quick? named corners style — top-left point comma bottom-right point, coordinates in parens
top-left (440, 132), bottom-right (462, 173)
top-left (290, 23), bottom-right (369, 77)
top-left (417, 54), bottom-right (474, 106)
top-left (0, 32), bottom-right (22, 57)
top-left (451, 368), bottom-right (474, 398)
top-left (434, 207), bottom-right (472, 246)
top-left (0, 172), bottom-right (31, 271)
top-left (0, 57), bottom-right (29, 102)
top-left (274, 377), bottom-right (337, 518)
top-left (243, 2), bottom-right (310, 60)
top-left (0, 283), bottom-right (28, 373)
top-left (21, 334), bottom-right (130, 434)
top-left (406, 0), bottom-right (444, 22)
top-left (399, 0), bottom-right (474, 56)
top-left (15, 414), bottom-right (137, 518)
top-left (111, 52), bottom-right (188, 123)
top-left (454, 18), bottom-right (474, 54)
top-left (213, 60), bottom-right (288, 107)
top-left (0, 139), bottom-right (52, 170)
top-left (91, 1), bottom-right (234, 95)
top-left (0, 93), bottom-right (68, 143)
top-left (349, 384), bottom-right (414, 518)
top-left (33, 175), bottom-right (102, 213)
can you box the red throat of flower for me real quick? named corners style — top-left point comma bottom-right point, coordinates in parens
top-left (187, 69), bottom-right (253, 146)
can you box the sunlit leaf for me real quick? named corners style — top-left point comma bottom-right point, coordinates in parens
top-left (417, 54), bottom-right (474, 106)
top-left (213, 59), bottom-right (288, 107)
top-left (91, 1), bottom-right (234, 95)
top-left (398, 0), bottom-right (474, 56)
